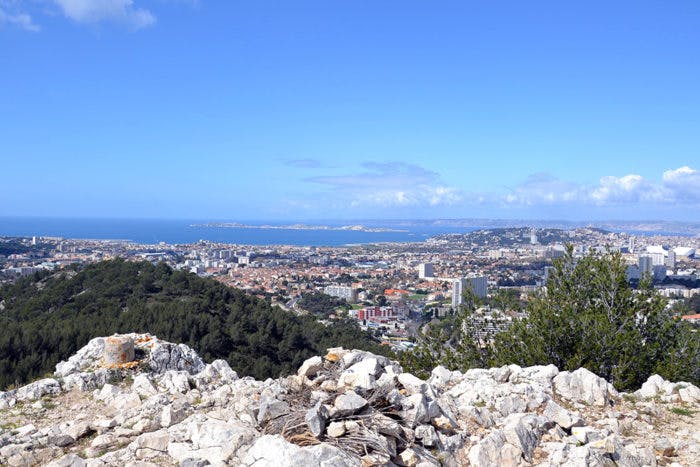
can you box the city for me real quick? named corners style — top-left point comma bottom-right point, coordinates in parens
top-left (2, 1), bottom-right (700, 465)
top-left (3, 226), bottom-right (698, 352)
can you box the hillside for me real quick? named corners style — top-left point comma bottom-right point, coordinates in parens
top-left (0, 259), bottom-right (388, 388)
top-left (0, 334), bottom-right (698, 466)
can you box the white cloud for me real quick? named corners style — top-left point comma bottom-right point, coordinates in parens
top-left (503, 166), bottom-right (700, 207)
top-left (0, 3), bottom-right (40, 31)
top-left (662, 166), bottom-right (700, 202)
top-left (590, 174), bottom-right (667, 204)
top-left (502, 173), bottom-right (585, 205)
top-left (52, 0), bottom-right (156, 29)
top-left (307, 162), bottom-right (464, 208)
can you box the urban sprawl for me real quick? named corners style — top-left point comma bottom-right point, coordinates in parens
top-left (2, 227), bottom-right (699, 351)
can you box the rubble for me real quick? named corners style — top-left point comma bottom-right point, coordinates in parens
top-left (0, 333), bottom-right (698, 466)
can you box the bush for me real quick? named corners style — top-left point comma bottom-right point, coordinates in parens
top-left (402, 246), bottom-right (699, 391)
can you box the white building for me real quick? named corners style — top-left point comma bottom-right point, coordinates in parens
top-left (418, 263), bottom-right (434, 279)
top-left (324, 285), bottom-right (358, 303)
top-left (530, 229), bottom-right (538, 245)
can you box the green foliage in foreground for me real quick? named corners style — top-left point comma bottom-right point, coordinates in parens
top-left (401, 247), bottom-right (699, 391)
top-left (0, 259), bottom-right (389, 389)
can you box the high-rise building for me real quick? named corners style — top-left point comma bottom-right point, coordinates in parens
top-left (649, 253), bottom-right (666, 267)
top-left (653, 265), bottom-right (667, 282)
top-left (638, 255), bottom-right (653, 277)
top-left (530, 229), bottom-right (538, 245)
top-left (666, 251), bottom-right (676, 269)
top-left (418, 263), bottom-right (434, 279)
top-left (451, 279), bottom-right (466, 309)
top-left (451, 275), bottom-right (488, 308)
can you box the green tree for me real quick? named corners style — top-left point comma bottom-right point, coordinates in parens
top-left (402, 246), bottom-right (699, 391)
top-left (492, 246), bottom-right (699, 390)
top-left (0, 260), bottom-right (390, 388)
top-left (400, 287), bottom-right (498, 377)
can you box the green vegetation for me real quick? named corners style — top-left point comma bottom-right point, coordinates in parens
top-left (297, 292), bottom-right (351, 316)
top-left (0, 259), bottom-right (388, 388)
top-left (0, 240), bottom-right (30, 256)
top-left (669, 406), bottom-right (696, 416)
top-left (401, 247), bottom-right (699, 391)
top-left (672, 294), bottom-right (700, 314)
top-left (486, 288), bottom-right (523, 313)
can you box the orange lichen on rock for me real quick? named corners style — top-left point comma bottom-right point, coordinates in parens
top-left (102, 360), bottom-right (141, 370)
top-left (325, 349), bottom-right (344, 362)
top-left (104, 336), bottom-right (136, 365)
top-left (135, 335), bottom-right (153, 345)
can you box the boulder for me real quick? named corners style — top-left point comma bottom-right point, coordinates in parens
top-left (333, 391), bottom-right (367, 417)
top-left (55, 337), bottom-right (106, 377)
top-left (156, 371), bottom-right (191, 394)
top-left (148, 342), bottom-right (205, 375)
top-left (65, 422), bottom-right (92, 441)
top-left (571, 426), bottom-right (601, 444)
top-left (135, 430), bottom-right (170, 452)
top-left (678, 384), bottom-right (700, 403)
top-left (398, 372), bottom-right (430, 395)
top-left (337, 358), bottom-right (382, 392)
top-left (634, 374), bottom-right (666, 399)
top-left (297, 356), bottom-right (324, 378)
top-left (45, 454), bottom-right (87, 467)
top-left (257, 397), bottom-right (290, 424)
top-left (326, 421), bottom-right (346, 438)
top-left (305, 402), bottom-right (329, 437)
top-left (160, 400), bottom-right (189, 428)
top-left (48, 434), bottom-right (75, 447)
top-left (553, 367), bottom-right (617, 406)
top-left (543, 400), bottom-right (585, 429)
top-left (502, 413), bottom-right (541, 462)
top-left (468, 430), bottom-right (522, 467)
top-left (415, 424), bottom-right (439, 447)
top-left (132, 375), bottom-right (158, 398)
top-left (243, 435), bottom-right (357, 466)
top-left (15, 378), bottom-right (61, 401)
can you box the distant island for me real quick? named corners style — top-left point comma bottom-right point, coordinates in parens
top-left (191, 222), bottom-right (407, 233)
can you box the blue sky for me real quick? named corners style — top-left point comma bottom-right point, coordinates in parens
top-left (1, 1), bottom-right (699, 221)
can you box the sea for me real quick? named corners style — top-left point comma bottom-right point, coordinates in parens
top-left (0, 217), bottom-right (476, 246)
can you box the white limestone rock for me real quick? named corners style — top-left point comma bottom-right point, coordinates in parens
top-left (148, 341), bottom-right (205, 375)
top-left (15, 378), bottom-right (61, 401)
top-left (543, 400), bottom-right (585, 429)
top-left (553, 367), bottom-right (617, 406)
top-left (333, 391), bottom-right (367, 417)
top-left (132, 375), bottom-right (158, 398)
top-left (155, 370), bottom-right (191, 394)
top-left (297, 356), bottom-right (324, 378)
top-left (242, 434), bottom-right (357, 466)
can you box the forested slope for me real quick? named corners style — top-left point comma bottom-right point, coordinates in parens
top-left (0, 259), bottom-right (388, 388)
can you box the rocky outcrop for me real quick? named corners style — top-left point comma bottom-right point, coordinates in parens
top-left (1, 333), bottom-right (698, 466)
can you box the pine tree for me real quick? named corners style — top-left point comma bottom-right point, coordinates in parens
top-left (492, 246), bottom-right (699, 390)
